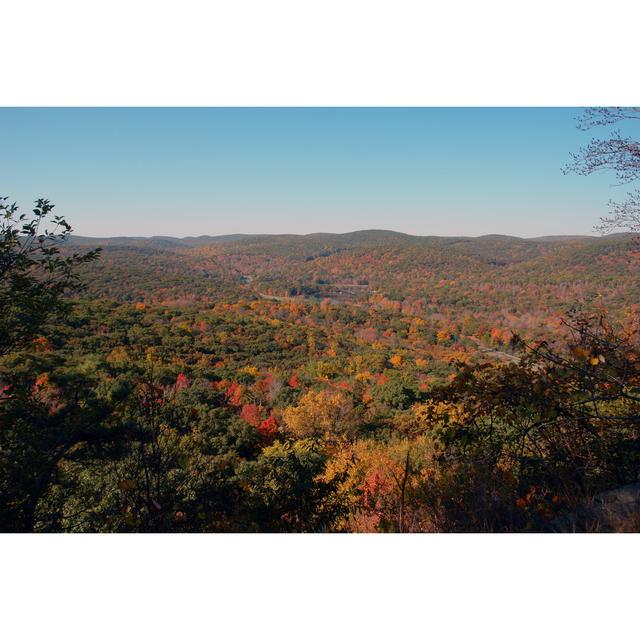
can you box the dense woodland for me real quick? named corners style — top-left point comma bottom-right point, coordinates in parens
top-left (1, 194), bottom-right (639, 532)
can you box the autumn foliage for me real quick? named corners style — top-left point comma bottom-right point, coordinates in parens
top-left (2, 197), bottom-right (640, 532)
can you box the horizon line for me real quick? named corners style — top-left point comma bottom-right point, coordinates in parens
top-left (68, 228), bottom-right (618, 242)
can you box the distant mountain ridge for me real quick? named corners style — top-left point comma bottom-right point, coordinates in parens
top-left (66, 225), bottom-right (638, 326)
top-left (67, 228), bottom-right (627, 249)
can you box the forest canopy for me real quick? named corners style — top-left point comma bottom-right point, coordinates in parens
top-left (1, 195), bottom-right (639, 532)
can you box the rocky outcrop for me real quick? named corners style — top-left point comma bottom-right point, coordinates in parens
top-left (548, 482), bottom-right (640, 533)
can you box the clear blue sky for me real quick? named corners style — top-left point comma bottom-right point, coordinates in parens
top-left (1, 107), bottom-right (634, 237)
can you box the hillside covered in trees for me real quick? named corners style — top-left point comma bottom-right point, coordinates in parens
top-left (2, 211), bottom-right (639, 532)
